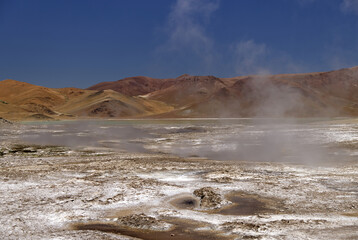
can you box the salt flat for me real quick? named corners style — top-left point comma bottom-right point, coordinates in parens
top-left (0, 119), bottom-right (357, 239)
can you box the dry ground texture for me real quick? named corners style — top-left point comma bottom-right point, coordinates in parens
top-left (0, 119), bottom-right (358, 240)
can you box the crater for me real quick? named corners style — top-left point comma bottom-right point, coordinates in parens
top-left (169, 195), bottom-right (199, 209)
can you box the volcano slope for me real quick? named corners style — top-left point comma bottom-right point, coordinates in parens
top-left (0, 79), bottom-right (173, 121)
top-left (2, 66), bottom-right (358, 121)
top-left (88, 66), bottom-right (358, 118)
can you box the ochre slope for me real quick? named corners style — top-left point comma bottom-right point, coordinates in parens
top-left (0, 79), bottom-right (66, 107)
top-left (56, 89), bottom-right (173, 118)
top-left (0, 80), bottom-right (173, 120)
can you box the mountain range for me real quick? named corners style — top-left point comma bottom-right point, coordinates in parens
top-left (1, 66), bottom-right (358, 120)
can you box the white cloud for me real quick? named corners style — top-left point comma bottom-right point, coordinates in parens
top-left (341, 0), bottom-right (358, 14)
top-left (155, 0), bottom-right (306, 77)
top-left (160, 0), bottom-right (219, 58)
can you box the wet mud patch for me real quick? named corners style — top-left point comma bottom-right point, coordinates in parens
top-left (170, 195), bottom-right (199, 209)
top-left (72, 217), bottom-right (234, 240)
top-left (213, 192), bottom-right (282, 216)
top-left (320, 179), bottom-right (358, 194)
top-left (169, 190), bottom-right (282, 216)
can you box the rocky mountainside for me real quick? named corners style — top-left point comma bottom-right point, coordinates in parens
top-left (1, 66), bottom-right (358, 120)
top-left (88, 67), bottom-right (358, 118)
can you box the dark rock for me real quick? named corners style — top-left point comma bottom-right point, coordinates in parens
top-left (0, 117), bottom-right (12, 125)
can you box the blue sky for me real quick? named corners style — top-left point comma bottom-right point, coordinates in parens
top-left (1, 0), bottom-right (358, 88)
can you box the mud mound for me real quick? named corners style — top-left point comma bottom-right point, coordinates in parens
top-left (193, 187), bottom-right (223, 209)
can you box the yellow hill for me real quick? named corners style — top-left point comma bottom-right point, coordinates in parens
top-left (0, 80), bottom-right (173, 121)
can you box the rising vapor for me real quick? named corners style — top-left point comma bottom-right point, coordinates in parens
top-left (341, 0), bottom-right (358, 14)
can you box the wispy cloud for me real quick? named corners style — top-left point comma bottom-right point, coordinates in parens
top-left (154, 0), bottom-right (219, 74)
top-left (155, 0), bottom-right (305, 77)
top-left (165, 0), bottom-right (219, 53)
top-left (232, 39), bottom-right (304, 76)
top-left (341, 0), bottom-right (358, 14)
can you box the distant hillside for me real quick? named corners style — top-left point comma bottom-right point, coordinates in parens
top-left (2, 66), bottom-right (358, 121)
top-left (87, 76), bottom-right (177, 96)
top-left (0, 80), bottom-right (173, 120)
top-left (88, 67), bottom-right (358, 118)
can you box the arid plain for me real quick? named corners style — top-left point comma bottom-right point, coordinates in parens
top-left (1, 68), bottom-right (358, 239)
top-left (0, 118), bottom-right (358, 239)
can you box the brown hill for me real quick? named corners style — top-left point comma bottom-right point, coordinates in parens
top-left (88, 67), bottom-right (358, 118)
top-left (145, 75), bottom-right (230, 107)
top-left (87, 76), bottom-right (177, 96)
top-left (56, 89), bottom-right (173, 118)
top-left (2, 66), bottom-right (358, 120)
top-left (0, 80), bottom-right (173, 120)
top-left (194, 68), bottom-right (358, 117)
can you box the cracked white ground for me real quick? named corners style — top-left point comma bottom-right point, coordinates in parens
top-left (0, 118), bottom-right (357, 239)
